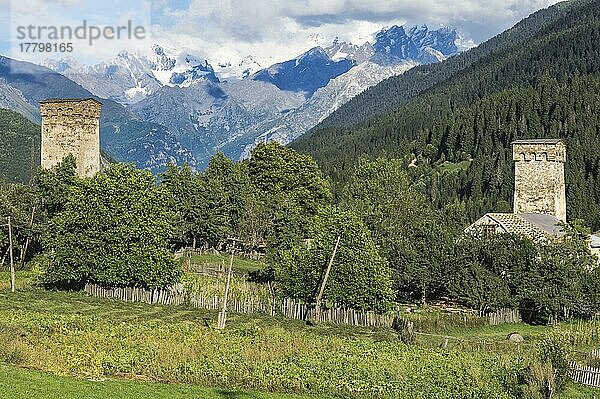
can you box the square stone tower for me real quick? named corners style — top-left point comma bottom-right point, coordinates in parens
top-left (40, 98), bottom-right (102, 178)
top-left (512, 139), bottom-right (566, 222)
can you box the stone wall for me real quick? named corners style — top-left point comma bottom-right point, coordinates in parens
top-left (40, 98), bottom-right (101, 178)
top-left (512, 140), bottom-right (566, 222)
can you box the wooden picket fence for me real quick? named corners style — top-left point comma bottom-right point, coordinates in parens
top-left (570, 361), bottom-right (600, 388)
top-left (589, 348), bottom-right (600, 359)
top-left (84, 284), bottom-right (186, 306)
top-left (84, 283), bottom-right (520, 329)
top-left (84, 283), bottom-right (393, 328)
top-left (488, 308), bottom-right (521, 326)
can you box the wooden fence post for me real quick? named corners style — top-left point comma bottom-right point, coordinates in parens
top-left (314, 236), bottom-right (340, 319)
top-left (217, 252), bottom-right (234, 329)
top-left (8, 217), bottom-right (15, 292)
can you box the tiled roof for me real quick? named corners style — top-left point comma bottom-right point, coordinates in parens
top-left (475, 213), bottom-right (564, 242)
top-left (511, 138), bottom-right (563, 145)
top-left (591, 233), bottom-right (600, 248)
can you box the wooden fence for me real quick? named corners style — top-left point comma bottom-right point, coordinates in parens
top-left (589, 349), bottom-right (600, 359)
top-left (84, 283), bottom-right (520, 329)
top-left (488, 308), bottom-right (521, 326)
top-left (570, 361), bottom-right (600, 388)
top-left (84, 283), bottom-right (394, 328)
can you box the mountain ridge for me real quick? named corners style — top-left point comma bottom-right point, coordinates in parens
top-left (291, 0), bottom-right (600, 229)
top-left (2, 24), bottom-right (461, 173)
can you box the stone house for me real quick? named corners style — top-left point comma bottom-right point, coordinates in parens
top-left (467, 139), bottom-right (600, 263)
top-left (466, 139), bottom-right (566, 242)
top-left (40, 98), bottom-right (102, 178)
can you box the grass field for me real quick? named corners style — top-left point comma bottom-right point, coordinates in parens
top-left (0, 363), bottom-right (594, 399)
top-left (185, 253), bottom-right (266, 274)
top-left (0, 364), bottom-right (331, 399)
top-left (0, 271), bottom-right (598, 398)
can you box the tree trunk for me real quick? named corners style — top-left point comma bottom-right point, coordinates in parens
top-left (19, 205), bottom-right (36, 270)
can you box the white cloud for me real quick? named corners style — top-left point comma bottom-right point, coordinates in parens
top-left (6, 0), bottom-right (153, 64)
top-left (3, 0), bottom-right (562, 67)
top-left (152, 0), bottom-right (561, 67)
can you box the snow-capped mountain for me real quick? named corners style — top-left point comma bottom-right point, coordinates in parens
top-left (129, 79), bottom-right (305, 169)
top-left (38, 24), bottom-right (460, 171)
top-left (216, 55), bottom-right (262, 80)
top-left (325, 39), bottom-right (374, 63)
top-left (373, 25), bottom-right (458, 62)
top-left (251, 47), bottom-right (355, 97)
top-left (407, 25), bottom-right (458, 58)
top-left (236, 59), bottom-right (418, 159)
top-left (41, 45), bottom-right (219, 104)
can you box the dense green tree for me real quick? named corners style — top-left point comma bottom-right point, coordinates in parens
top-left (517, 222), bottom-right (599, 323)
top-left (160, 163), bottom-right (199, 246)
top-left (204, 152), bottom-right (250, 235)
top-left (447, 261), bottom-right (512, 314)
top-left (194, 173), bottom-right (231, 247)
top-left (447, 225), bottom-right (600, 322)
top-left (447, 233), bottom-right (537, 312)
top-left (0, 180), bottom-right (44, 266)
top-left (342, 157), bottom-right (450, 303)
top-left (274, 206), bottom-right (393, 312)
top-left (34, 155), bottom-right (78, 218)
top-left (248, 142), bottom-right (332, 249)
top-left (40, 163), bottom-right (181, 289)
top-left (161, 161), bottom-right (233, 249)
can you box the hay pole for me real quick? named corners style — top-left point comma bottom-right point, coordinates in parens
top-left (217, 251), bottom-right (234, 329)
top-left (314, 236), bottom-right (340, 320)
top-left (7, 217), bottom-right (15, 292)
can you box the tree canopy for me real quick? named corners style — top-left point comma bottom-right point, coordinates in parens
top-left (39, 163), bottom-right (181, 290)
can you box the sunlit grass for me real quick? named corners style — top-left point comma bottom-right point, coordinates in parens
top-left (0, 363), bottom-right (330, 399)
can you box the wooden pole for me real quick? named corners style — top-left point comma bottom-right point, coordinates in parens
top-left (19, 205), bottom-right (36, 270)
top-left (217, 251), bottom-right (234, 329)
top-left (0, 247), bottom-right (8, 269)
top-left (8, 217), bottom-right (15, 292)
top-left (314, 236), bottom-right (341, 319)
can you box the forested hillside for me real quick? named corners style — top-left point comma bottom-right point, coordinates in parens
top-left (292, 0), bottom-right (600, 229)
top-left (0, 109), bottom-right (40, 183)
top-left (314, 0), bottom-right (574, 130)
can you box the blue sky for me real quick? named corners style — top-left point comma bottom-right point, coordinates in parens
top-left (1, 0), bottom-right (561, 66)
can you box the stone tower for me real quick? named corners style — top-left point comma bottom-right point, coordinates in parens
top-left (40, 98), bottom-right (102, 178)
top-left (512, 139), bottom-right (566, 222)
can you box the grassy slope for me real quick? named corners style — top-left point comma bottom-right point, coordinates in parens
top-left (0, 285), bottom-right (516, 398)
top-left (0, 272), bottom-right (597, 398)
top-left (0, 364), bottom-right (328, 399)
top-left (1, 362), bottom-right (592, 399)
top-left (186, 253), bottom-right (266, 274)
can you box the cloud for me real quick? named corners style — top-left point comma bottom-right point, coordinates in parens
top-left (155, 0), bottom-right (561, 66)
top-left (2, 0), bottom-right (562, 67)
top-left (5, 0), bottom-right (154, 64)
